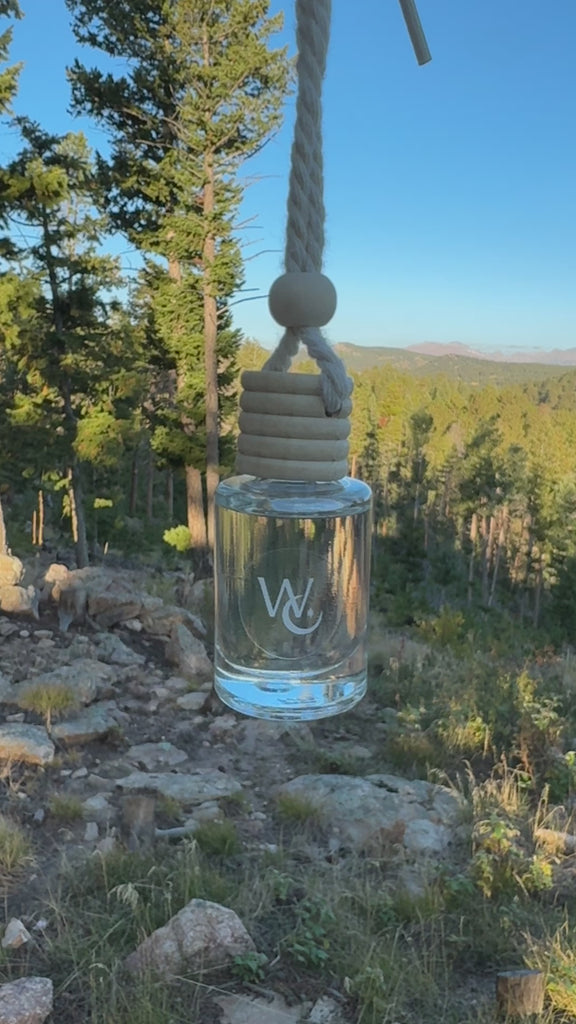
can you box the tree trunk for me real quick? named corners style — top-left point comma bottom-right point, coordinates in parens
top-left (186, 465), bottom-right (208, 550)
top-left (533, 559), bottom-right (543, 629)
top-left (38, 489), bottom-right (44, 547)
top-left (486, 513), bottom-right (497, 569)
top-left (488, 508), bottom-right (508, 609)
top-left (169, 255), bottom-right (209, 552)
top-left (146, 448), bottom-right (154, 523)
top-left (68, 463), bottom-right (89, 568)
top-left (202, 26), bottom-right (219, 552)
top-left (496, 970), bottom-right (544, 1017)
top-left (468, 512), bottom-right (478, 606)
top-left (166, 468), bottom-right (174, 524)
top-left (0, 495), bottom-right (8, 555)
top-left (129, 447), bottom-right (139, 516)
top-left (480, 515), bottom-right (490, 604)
top-left (202, 156), bottom-right (219, 548)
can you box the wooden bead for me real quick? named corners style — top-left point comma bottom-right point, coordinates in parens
top-left (268, 272), bottom-right (337, 327)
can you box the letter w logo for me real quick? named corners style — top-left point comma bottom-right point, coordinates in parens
top-left (258, 577), bottom-right (314, 618)
top-left (257, 577), bottom-right (322, 636)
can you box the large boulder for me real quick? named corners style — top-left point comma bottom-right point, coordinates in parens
top-left (10, 660), bottom-right (118, 709)
top-left (51, 701), bottom-right (124, 746)
top-left (139, 602), bottom-right (206, 640)
top-left (0, 976), bottom-right (53, 1024)
top-left (276, 773), bottom-right (466, 862)
top-left (0, 586), bottom-right (38, 618)
top-left (125, 899), bottom-right (255, 978)
top-left (0, 725), bottom-right (54, 766)
top-left (116, 770), bottom-right (242, 806)
top-left (165, 623), bottom-right (212, 682)
top-left (0, 555), bottom-right (23, 588)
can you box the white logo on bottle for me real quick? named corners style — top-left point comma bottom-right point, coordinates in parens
top-left (257, 576), bottom-right (323, 636)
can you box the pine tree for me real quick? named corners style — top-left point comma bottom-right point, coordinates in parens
top-left (0, 120), bottom-right (141, 565)
top-left (0, 0), bottom-right (20, 116)
top-left (66, 0), bottom-right (290, 551)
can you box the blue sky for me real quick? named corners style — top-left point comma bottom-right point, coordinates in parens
top-left (3, 0), bottom-right (576, 352)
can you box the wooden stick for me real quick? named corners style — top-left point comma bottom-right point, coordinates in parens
top-left (38, 489), bottom-right (44, 547)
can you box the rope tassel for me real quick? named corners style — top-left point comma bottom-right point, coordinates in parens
top-left (236, 0), bottom-right (431, 479)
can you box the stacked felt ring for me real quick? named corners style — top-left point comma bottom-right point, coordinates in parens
top-left (235, 371), bottom-right (352, 481)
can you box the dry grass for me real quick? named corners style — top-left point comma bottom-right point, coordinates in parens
top-left (0, 814), bottom-right (33, 873)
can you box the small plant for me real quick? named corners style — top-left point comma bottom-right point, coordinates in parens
top-left (471, 813), bottom-right (553, 899)
top-left (19, 683), bottom-right (79, 733)
top-left (232, 951), bottom-right (269, 984)
top-left (0, 815), bottom-right (32, 873)
top-left (276, 792), bottom-right (322, 824)
top-left (193, 819), bottom-right (239, 857)
top-left (155, 794), bottom-right (183, 827)
top-left (163, 524), bottom-right (192, 553)
top-left (284, 896), bottom-right (335, 968)
top-left (49, 794), bottom-right (84, 821)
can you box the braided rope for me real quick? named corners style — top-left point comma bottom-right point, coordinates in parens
top-left (262, 0), bottom-right (350, 416)
top-left (236, 0), bottom-right (431, 478)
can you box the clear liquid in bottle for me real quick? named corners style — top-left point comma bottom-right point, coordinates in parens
top-left (214, 475), bottom-right (372, 720)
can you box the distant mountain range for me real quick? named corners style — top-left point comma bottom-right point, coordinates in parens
top-left (330, 343), bottom-right (576, 386)
top-left (405, 342), bottom-right (576, 365)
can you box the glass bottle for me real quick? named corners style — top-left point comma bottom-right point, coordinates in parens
top-left (214, 474), bottom-right (372, 720)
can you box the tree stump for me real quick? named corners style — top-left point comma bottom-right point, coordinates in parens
top-left (496, 969), bottom-right (545, 1017)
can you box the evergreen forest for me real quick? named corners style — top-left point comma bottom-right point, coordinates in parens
top-left (1, 0), bottom-right (576, 643)
top-left (4, 5), bottom-right (576, 1023)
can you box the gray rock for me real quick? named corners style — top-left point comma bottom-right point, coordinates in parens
top-left (0, 724), bottom-right (54, 765)
top-left (0, 586), bottom-right (38, 618)
top-left (0, 672), bottom-right (12, 703)
top-left (43, 563), bottom-right (70, 585)
top-left (208, 714), bottom-right (238, 740)
top-left (191, 801), bottom-right (223, 824)
top-left (0, 976), bottom-right (53, 1024)
top-left (307, 997), bottom-right (348, 1024)
top-left (0, 554), bottom-right (24, 587)
top-left (124, 898), bottom-right (254, 978)
top-left (165, 624), bottom-right (212, 681)
top-left (175, 691), bottom-right (209, 713)
top-left (215, 993), bottom-right (305, 1024)
top-left (187, 578), bottom-right (214, 616)
top-left (116, 770), bottom-right (242, 806)
top-left (95, 836), bottom-right (117, 856)
top-left (52, 578), bottom-right (87, 632)
top-left (11, 660), bottom-right (118, 709)
top-left (0, 618), bottom-right (19, 638)
top-left (164, 676), bottom-right (190, 694)
top-left (139, 603), bottom-right (206, 640)
top-left (95, 633), bottom-right (145, 667)
top-left (124, 618), bottom-right (143, 632)
top-left (2, 919), bottom-right (32, 949)
top-left (126, 742), bottom-right (189, 771)
top-left (66, 568), bottom-right (144, 627)
top-left (84, 822), bottom-right (99, 842)
top-left (51, 702), bottom-right (122, 745)
top-left (238, 719), bottom-right (313, 754)
top-left (81, 794), bottom-right (116, 824)
top-left (66, 636), bottom-right (95, 660)
top-left (275, 773), bottom-right (464, 859)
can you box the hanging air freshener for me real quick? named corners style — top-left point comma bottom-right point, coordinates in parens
top-left (214, 0), bottom-right (431, 720)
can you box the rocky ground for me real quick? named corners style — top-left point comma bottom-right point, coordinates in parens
top-left (0, 558), bottom-right (472, 1024)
